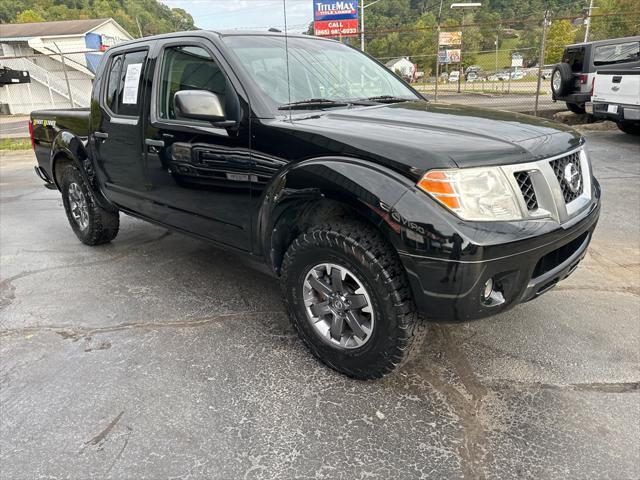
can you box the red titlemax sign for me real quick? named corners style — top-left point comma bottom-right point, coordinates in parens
top-left (314, 19), bottom-right (359, 37)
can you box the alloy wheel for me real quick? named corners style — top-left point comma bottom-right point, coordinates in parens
top-left (302, 263), bottom-right (374, 349)
top-left (552, 71), bottom-right (561, 92)
top-left (68, 182), bottom-right (89, 231)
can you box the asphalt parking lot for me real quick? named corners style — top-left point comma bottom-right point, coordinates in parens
top-left (1, 130), bottom-right (638, 479)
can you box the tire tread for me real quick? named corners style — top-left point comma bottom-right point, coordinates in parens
top-left (281, 221), bottom-right (425, 379)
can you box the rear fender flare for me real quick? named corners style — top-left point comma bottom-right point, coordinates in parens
top-left (256, 156), bottom-right (416, 273)
top-left (50, 131), bottom-right (116, 211)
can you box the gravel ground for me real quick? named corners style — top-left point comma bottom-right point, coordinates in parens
top-left (1, 130), bottom-right (638, 479)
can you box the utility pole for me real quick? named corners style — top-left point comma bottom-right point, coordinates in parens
top-left (360, 1), bottom-right (365, 51)
top-left (458, 10), bottom-right (464, 93)
top-left (136, 17), bottom-right (143, 38)
top-left (494, 34), bottom-right (498, 74)
top-left (360, 0), bottom-right (384, 52)
top-left (450, 3), bottom-right (482, 94)
top-left (534, 9), bottom-right (550, 116)
top-left (583, 0), bottom-right (595, 42)
top-left (434, 0), bottom-right (444, 101)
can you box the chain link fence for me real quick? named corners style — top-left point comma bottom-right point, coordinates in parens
top-left (1, 10), bottom-right (638, 118)
top-left (412, 48), bottom-right (556, 115)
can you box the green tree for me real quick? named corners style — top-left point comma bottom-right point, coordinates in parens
top-left (16, 9), bottom-right (45, 22)
top-left (545, 19), bottom-right (575, 64)
top-left (587, 0), bottom-right (640, 41)
top-left (407, 12), bottom-right (437, 75)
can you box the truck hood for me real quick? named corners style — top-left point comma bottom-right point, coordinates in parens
top-left (291, 101), bottom-right (582, 174)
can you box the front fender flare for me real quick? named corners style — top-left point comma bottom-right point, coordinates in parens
top-left (256, 156), bottom-right (416, 272)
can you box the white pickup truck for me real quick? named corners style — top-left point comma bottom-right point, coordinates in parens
top-left (587, 68), bottom-right (640, 134)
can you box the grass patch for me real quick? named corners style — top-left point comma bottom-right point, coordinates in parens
top-left (0, 138), bottom-right (32, 150)
top-left (473, 38), bottom-right (521, 72)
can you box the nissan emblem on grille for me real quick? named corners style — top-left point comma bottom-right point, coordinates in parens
top-left (551, 152), bottom-right (583, 204)
top-left (564, 162), bottom-right (582, 194)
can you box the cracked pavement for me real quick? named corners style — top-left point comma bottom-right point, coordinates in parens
top-left (1, 130), bottom-right (639, 479)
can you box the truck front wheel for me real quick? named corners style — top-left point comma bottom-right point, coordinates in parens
top-left (280, 222), bottom-right (424, 379)
top-left (60, 165), bottom-right (119, 245)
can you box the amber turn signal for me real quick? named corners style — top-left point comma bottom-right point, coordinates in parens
top-left (417, 171), bottom-right (461, 210)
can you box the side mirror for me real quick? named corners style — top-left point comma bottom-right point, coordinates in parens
top-left (173, 90), bottom-right (226, 122)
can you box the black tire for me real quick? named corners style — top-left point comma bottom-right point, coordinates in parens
top-left (617, 121), bottom-right (640, 135)
top-left (60, 165), bottom-right (119, 245)
top-left (551, 63), bottom-right (573, 97)
top-left (566, 102), bottom-right (586, 114)
top-left (280, 221), bottom-right (423, 379)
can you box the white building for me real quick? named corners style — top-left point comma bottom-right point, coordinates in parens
top-left (0, 18), bottom-right (132, 114)
top-left (385, 57), bottom-right (417, 80)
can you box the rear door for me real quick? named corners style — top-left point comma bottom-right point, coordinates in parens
top-left (92, 47), bottom-right (150, 211)
top-left (142, 38), bottom-right (253, 251)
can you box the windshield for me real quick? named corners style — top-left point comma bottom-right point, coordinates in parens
top-left (221, 35), bottom-right (420, 110)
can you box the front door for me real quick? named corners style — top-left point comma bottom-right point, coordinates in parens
top-left (143, 40), bottom-right (253, 251)
top-left (92, 48), bottom-right (149, 212)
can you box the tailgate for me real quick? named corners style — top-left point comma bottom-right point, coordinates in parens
top-left (593, 69), bottom-right (640, 106)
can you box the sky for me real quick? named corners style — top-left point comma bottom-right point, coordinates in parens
top-left (160, 0), bottom-right (316, 33)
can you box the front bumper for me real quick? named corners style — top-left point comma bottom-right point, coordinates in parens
top-left (400, 191), bottom-right (601, 322)
top-left (586, 101), bottom-right (640, 122)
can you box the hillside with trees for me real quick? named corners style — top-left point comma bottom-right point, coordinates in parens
top-left (0, 0), bottom-right (195, 37)
top-left (309, 0), bottom-right (639, 75)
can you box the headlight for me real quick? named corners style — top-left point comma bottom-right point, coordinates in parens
top-left (417, 167), bottom-right (523, 221)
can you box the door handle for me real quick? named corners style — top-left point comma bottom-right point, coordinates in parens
top-left (94, 131), bottom-right (108, 139)
top-left (145, 139), bottom-right (165, 147)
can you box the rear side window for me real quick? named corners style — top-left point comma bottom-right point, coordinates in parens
top-left (158, 45), bottom-right (226, 120)
top-left (594, 41), bottom-right (640, 66)
top-left (105, 55), bottom-right (122, 112)
top-left (562, 48), bottom-right (585, 72)
top-left (103, 50), bottom-right (148, 117)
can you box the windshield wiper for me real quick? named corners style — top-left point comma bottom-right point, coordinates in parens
top-left (363, 95), bottom-right (411, 104)
top-left (278, 98), bottom-right (350, 110)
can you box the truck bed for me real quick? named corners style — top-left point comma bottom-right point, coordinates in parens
top-left (30, 108), bottom-right (91, 181)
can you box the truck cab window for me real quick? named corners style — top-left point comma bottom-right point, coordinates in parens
top-left (116, 51), bottom-right (148, 117)
top-left (104, 50), bottom-right (147, 117)
top-left (105, 55), bottom-right (122, 112)
top-left (159, 45), bottom-right (226, 120)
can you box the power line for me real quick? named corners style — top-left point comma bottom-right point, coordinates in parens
top-left (316, 11), bottom-right (640, 38)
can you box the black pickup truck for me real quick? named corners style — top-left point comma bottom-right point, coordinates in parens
top-left (30, 31), bottom-right (601, 379)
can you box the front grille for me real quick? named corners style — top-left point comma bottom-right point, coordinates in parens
top-left (550, 151), bottom-right (583, 204)
top-left (514, 171), bottom-right (538, 211)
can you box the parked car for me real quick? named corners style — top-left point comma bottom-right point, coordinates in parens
top-left (551, 35), bottom-right (640, 114)
top-left (466, 72), bottom-right (478, 82)
top-left (448, 70), bottom-right (460, 83)
top-left (510, 71), bottom-right (524, 80)
top-left (496, 71), bottom-right (510, 81)
top-left (541, 68), bottom-right (553, 79)
top-left (29, 30), bottom-right (601, 379)
top-left (586, 67), bottom-right (640, 134)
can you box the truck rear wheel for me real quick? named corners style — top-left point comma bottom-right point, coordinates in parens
top-left (280, 222), bottom-right (423, 379)
top-left (60, 165), bottom-right (119, 245)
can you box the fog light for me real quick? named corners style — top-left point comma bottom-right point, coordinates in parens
top-left (483, 278), bottom-right (494, 300)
